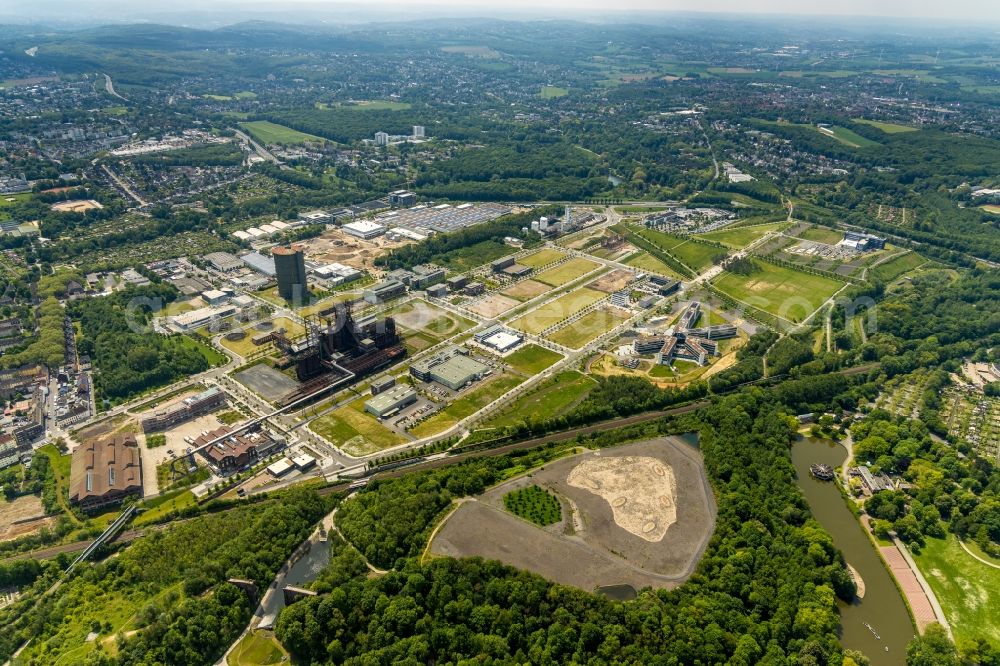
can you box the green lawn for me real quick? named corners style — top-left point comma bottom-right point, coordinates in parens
top-left (317, 100), bottom-right (412, 111)
top-left (504, 485), bottom-right (562, 526)
top-left (310, 401), bottom-right (406, 456)
top-left (228, 631), bottom-right (287, 666)
top-left (539, 86), bottom-right (569, 98)
top-left (634, 228), bottom-right (724, 271)
top-left (518, 248), bottom-right (566, 268)
top-left (175, 334), bottom-right (227, 367)
top-left (913, 534), bottom-right (1000, 647)
top-left (852, 118), bottom-right (918, 134)
top-left (713, 261), bottom-right (844, 323)
top-left (509, 288), bottom-right (607, 335)
top-left (795, 225), bottom-right (844, 245)
top-left (534, 257), bottom-right (600, 287)
top-left (504, 344), bottom-right (562, 375)
top-left (485, 371), bottom-right (595, 426)
top-left (547, 308), bottom-right (627, 349)
top-left (816, 125), bottom-right (880, 148)
top-left (410, 374), bottom-right (523, 437)
top-left (623, 251), bottom-right (686, 279)
top-left (240, 120), bottom-right (324, 145)
top-left (869, 251), bottom-right (927, 282)
top-left (696, 222), bottom-right (790, 248)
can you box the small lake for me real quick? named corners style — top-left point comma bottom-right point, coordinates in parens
top-left (791, 437), bottom-right (914, 665)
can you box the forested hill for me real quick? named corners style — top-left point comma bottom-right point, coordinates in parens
top-left (276, 390), bottom-right (854, 665)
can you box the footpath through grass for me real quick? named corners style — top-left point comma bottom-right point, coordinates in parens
top-left (913, 533), bottom-right (1000, 647)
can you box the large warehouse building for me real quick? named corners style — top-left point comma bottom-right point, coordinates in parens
top-left (410, 346), bottom-right (490, 390)
top-left (365, 385), bottom-right (418, 418)
top-left (69, 434), bottom-right (143, 510)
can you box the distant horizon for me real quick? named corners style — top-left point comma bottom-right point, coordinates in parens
top-left (3, 0), bottom-right (1000, 29)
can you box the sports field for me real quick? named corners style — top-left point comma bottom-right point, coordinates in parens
top-left (980, 205), bottom-right (1000, 215)
top-left (504, 344), bottom-right (562, 375)
top-left (913, 534), bottom-right (1000, 647)
top-left (623, 251), bottom-right (685, 279)
top-left (696, 222), bottom-right (789, 248)
top-left (310, 401), bottom-right (406, 456)
top-left (852, 118), bottom-right (917, 134)
top-left (240, 120), bottom-right (324, 145)
top-left (509, 287), bottom-right (606, 335)
top-left (713, 261), bottom-right (844, 323)
top-left (547, 308), bottom-right (628, 349)
top-left (518, 248), bottom-right (566, 268)
top-left (534, 257), bottom-right (600, 286)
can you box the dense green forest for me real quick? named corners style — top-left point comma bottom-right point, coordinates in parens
top-left (0, 488), bottom-right (330, 665)
top-left (67, 283), bottom-right (216, 402)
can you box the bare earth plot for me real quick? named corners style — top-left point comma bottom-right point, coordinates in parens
top-left (468, 294), bottom-right (520, 319)
top-left (430, 438), bottom-right (716, 593)
top-left (0, 495), bottom-right (55, 542)
top-left (502, 280), bottom-right (550, 302)
top-left (587, 269), bottom-right (635, 293)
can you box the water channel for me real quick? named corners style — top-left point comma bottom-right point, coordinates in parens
top-left (791, 437), bottom-right (914, 665)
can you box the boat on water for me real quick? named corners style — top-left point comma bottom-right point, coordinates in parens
top-left (810, 463), bottom-right (835, 480)
top-left (864, 622), bottom-right (881, 640)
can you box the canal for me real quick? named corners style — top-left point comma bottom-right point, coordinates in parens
top-left (791, 437), bottom-right (914, 665)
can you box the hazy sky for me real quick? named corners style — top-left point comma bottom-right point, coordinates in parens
top-left (7, 0), bottom-right (1000, 23)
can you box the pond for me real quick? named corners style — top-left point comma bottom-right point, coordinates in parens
top-left (791, 437), bottom-right (914, 665)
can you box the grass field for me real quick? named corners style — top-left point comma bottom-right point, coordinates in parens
top-left (240, 120), bottom-right (324, 145)
top-left (534, 257), bottom-right (600, 287)
top-left (317, 100), bottom-right (412, 111)
top-left (980, 205), bottom-right (1000, 215)
top-left (310, 401), bottom-right (406, 456)
top-left (635, 228), bottom-right (724, 271)
top-left (410, 374), bottom-right (523, 437)
top-left (852, 118), bottom-right (918, 134)
top-left (227, 631), bottom-right (287, 666)
top-left (504, 344), bottom-right (562, 375)
top-left (518, 248), bottom-right (566, 268)
top-left (133, 489), bottom-right (197, 527)
top-left (914, 534), bottom-right (1000, 647)
top-left (547, 308), bottom-right (627, 349)
top-left (795, 225), bottom-right (844, 245)
top-left (869, 251), bottom-right (927, 282)
top-left (219, 316), bottom-right (306, 357)
top-left (509, 288), bottom-right (606, 335)
top-left (485, 371), bottom-right (595, 426)
top-left (623, 251), bottom-right (685, 279)
top-left (504, 485), bottom-right (562, 526)
top-left (695, 222), bottom-right (789, 248)
top-left (713, 261), bottom-right (844, 323)
top-left (539, 85), bottom-right (569, 98)
top-left (816, 125), bottom-right (880, 148)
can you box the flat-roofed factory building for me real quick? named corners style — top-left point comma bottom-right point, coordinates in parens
top-left (365, 385), bottom-right (418, 418)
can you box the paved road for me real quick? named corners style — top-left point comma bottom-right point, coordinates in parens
top-left (102, 73), bottom-right (128, 101)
